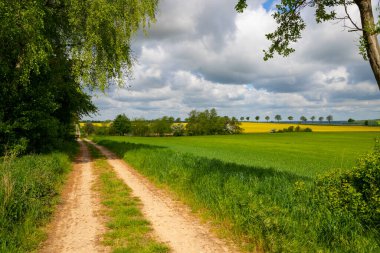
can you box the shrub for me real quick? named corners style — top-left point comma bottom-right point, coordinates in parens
top-left (316, 143), bottom-right (380, 231)
top-left (0, 149), bottom-right (73, 251)
top-left (287, 126), bottom-right (294, 132)
top-left (304, 127), bottom-right (312, 132)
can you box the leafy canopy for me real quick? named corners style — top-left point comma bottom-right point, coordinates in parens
top-left (235, 0), bottom-right (379, 61)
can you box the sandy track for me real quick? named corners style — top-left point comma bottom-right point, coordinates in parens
top-left (40, 140), bottom-right (107, 253)
top-left (86, 139), bottom-right (239, 253)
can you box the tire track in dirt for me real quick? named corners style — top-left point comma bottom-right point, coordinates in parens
top-left (86, 139), bottom-right (239, 253)
top-left (40, 140), bottom-right (107, 253)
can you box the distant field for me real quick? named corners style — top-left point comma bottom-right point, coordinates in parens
top-left (240, 122), bottom-right (380, 133)
top-left (93, 132), bottom-right (379, 177)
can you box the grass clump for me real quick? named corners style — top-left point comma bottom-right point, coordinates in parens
top-left (317, 141), bottom-right (380, 232)
top-left (95, 138), bottom-right (380, 253)
top-left (0, 142), bottom-right (76, 252)
top-left (86, 143), bottom-right (169, 253)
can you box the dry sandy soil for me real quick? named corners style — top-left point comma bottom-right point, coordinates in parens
top-left (40, 139), bottom-right (238, 253)
top-left (39, 140), bottom-right (107, 253)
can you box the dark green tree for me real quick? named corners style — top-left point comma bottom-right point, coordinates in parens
top-left (235, 0), bottom-right (380, 89)
top-left (319, 116), bottom-right (324, 122)
top-left (0, 0), bottom-right (157, 153)
top-left (111, 114), bottom-right (131, 136)
top-left (311, 116), bottom-right (316, 122)
top-left (255, 116), bottom-right (260, 122)
top-left (275, 114), bottom-right (282, 122)
top-left (186, 109), bottom-right (241, 135)
top-left (265, 116), bottom-right (270, 122)
top-left (300, 116), bottom-right (307, 123)
top-left (288, 116), bottom-right (294, 121)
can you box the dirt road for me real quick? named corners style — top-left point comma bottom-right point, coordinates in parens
top-left (40, 140), bottom-right (106, 253)
top-left (86, 139), bottom-right (238, 253)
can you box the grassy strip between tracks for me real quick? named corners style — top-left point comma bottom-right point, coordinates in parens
top-left (94, 138), bottom-right (380, 253)
top-left (86, 142), bottom-right (169, 253)
top-left (0, 141), bottom-right (77, 253)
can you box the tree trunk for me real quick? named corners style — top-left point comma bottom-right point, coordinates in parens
top-left (355, 0), bottom-right (380, 89)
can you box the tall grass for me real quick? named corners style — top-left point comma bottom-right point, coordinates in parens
top-left (0, 142), bottom-right (76, 252)
top-left (95, 139), bottom-right (379, 252)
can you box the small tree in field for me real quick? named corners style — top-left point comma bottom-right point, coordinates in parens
top-left (319, 116), bottom-right (324, 122)
top-left (300, 116), bottom-right (307, 123)
top-left (111, 114), bottom-right (131, 136)
top-left (311, 116), bottom-right (316, 122)
top-left (246, 116), bottom-right (250, 121)
top-left (240, 116), bottom-right (245, 121)
top-left (327, 115), bottom-right (333, 124)
top-left (288, 116), bottom-right (293, 121)
top-left (275, 115), bottom-right (282, 122)
top-left (255, 116), bottom-right (260, 122)
top-left (265, 116), bottom-right (270, 122)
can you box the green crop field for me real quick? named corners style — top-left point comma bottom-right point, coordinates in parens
top-left (92, 132), bottom-right (380, 252)
top-left (93, 132), bottom-right (379, 177)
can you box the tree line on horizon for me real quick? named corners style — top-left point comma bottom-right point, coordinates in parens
top-left (238, 115), bottom-right (335, 123)
top-left (82, 108), bottom-right (242, 137)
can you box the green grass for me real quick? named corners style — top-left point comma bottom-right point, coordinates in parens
top-left (86, 142), bottom-right (169, 253)
top-left (93, 132), bottom-right (379, 177)
top-left (92, 132), bottom-right (380, 252)
top-left (0, 141), bottom-right (77, 253)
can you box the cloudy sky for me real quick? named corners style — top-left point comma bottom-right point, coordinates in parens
top-left (85, 0), bottom-right (380, 121)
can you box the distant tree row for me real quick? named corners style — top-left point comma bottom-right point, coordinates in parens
top-left (82, 109), bottom-right (242, 137)
top-left (238, 115), bottom-right (335, 123)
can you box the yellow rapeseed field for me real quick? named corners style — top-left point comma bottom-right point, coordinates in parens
top-left (80, 121), bottom-right (380, 133)
top-left (241, 122), bottom-right (380, 133)
top-left (79, 122), bottom-right (111, 127)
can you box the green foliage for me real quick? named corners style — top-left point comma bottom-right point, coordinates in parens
top-left (0, 145), bottom-right (75, 252)
top-left (235, 0), bottom-right (379, 66)
top-left (0, 0), bottom-right (157, 154)
top-left (273, 125), bottom-right (312, 133)
top-left (186, 108), bottom-right (242, 135)
top-left (317, 145), bottom-right (380, 231)
top-left (274, 114), bottom-right (282, 122)
top-left (348, 118), bottom-right (356, 123)
top-left (111, 114), bottom-right (132, 136)
top-left (131, 118), bottom-right (151, 137)
top-left (150, 116), bottom-right (174, 136)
